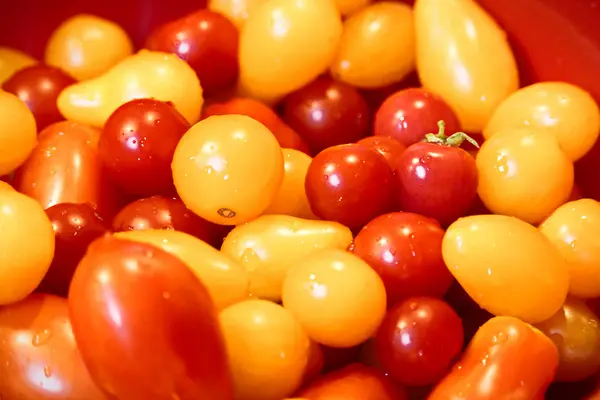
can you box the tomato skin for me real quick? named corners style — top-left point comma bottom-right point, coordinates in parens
top-left (394, 142), bottom-right (478, 227)
top-left (68, 236), bottom-right (233, 400)
top-left (356, 136), bottom-right (407, 169)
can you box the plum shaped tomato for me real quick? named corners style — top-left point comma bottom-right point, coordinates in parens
top-left (393, 121), bottom-right (478, 226)
top-left (428, 316), bottom-right (558, 400)
top-left (68, 236), bottom-right (233, 400)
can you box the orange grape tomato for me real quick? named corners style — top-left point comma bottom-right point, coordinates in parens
top-left (172, 114), bottom-right (284, 225)
top-left (220, 214), bottom-right (352, 301)
top-left (536, 297), bottom-right (600, 382)
top-left (443, 214), bottom-right (569, 323)
top-left (0, 90), bottom-right (37, 176)
top-left (539, 199), bottom-right (600, 299)
top-left (238, 0), bottom-right (342, 103)
top-left (414, 0), bottom-right (519, 132)
top-left (44, 14), bottom-right (133, 81)
top-left (263, 148), bottom-right (317, 219)
top-left (220, 300), bottom-right (311, 400)
top-left (282, 248), bottom-right (386, 348)
top-left (428, 316), bottom-right (558, 400)
top-left (0, 181), bottom-right (14, 191)
top-left (476, 129), bottom-right (574, 224)
top-left (331, 2), bottom-right (415, 89)
top-left (207, 0), bottom-right (267, 29)
top-left (114, 229), bottom-right (249, 310)
top-left (0, 47), bottom-right (37, 85)
top-left (0, 189), bottom-right (55, 305)
top-left (484, 82), bottom-right (600, 161)
top-left (57, 50), bottom-right (203, 127)
top-left (334, 0), bottom-right (372, 16)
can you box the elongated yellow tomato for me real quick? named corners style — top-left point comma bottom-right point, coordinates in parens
top-left (484, 82), bottom-right (600, 161)
top-left (208, 0), bottom-right (267, 28)
top-left (0, 190), bottom-right (55, 305)
top-left (282, 248), bottom-right (386, 347)
top-left (263, 148), bottom-right (316, 219)
top-left (414, 0), bottom-right (519, 132)
top-left (0, 47), bottom-right (37, 85)
top-left (172, 115), bottom-right (284, 225)
top-left (220, 300), bottom-right (310, 400)
top-left (0, 90), bottom-right (37, 175)
top-left (443, 215), bottom-right (569, 323)
top-left (114, 229), bottom-right (249, 309)
top-left (539, 199), bottom-right (600, 299)
top-left (476, 129), bottom-right (574, 224)
top-left (57, 50), bottom-right (203, 127)
top-left (331, 2), bottom-right (415, 89)
top-left (221, 215), bottom-right (352, 300)
top-left (45, 14), bottom-right (134, 81)
top-left (238, 0), bottom-right (342, 104)
top-left (334, 0), bottom-right (372, 15)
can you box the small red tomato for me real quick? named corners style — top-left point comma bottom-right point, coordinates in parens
top-left (375, 297), bottom-right (464, 386)
top-left (374, 88), bottom-right (461, 147)
top-left (352, 212), bottom-right (453, 307)
top-left (99, 98), bottom-right (191, 197)
top-left (356, 136), bottom-right (407, 168)
top-left (393, 121), bottom-right (478, 226)
top-left (305, 144), bottom-right (395, 231)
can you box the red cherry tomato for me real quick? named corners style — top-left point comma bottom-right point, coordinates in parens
top-left (281, 76), bottom-right (371, 154)
top-left (352, 212), bottom-right (453, 307)
top-left (393, 122), bottom-right (478, 226)
top-left (145, 9), bottom-right (239, 95)
top-left (68, 236), bottom-right (233, 400)
top-left (356, 136), bottom-right (407, 168)
top-left (99, 98), bottom-right (191, 197)
top-left (37, 203), bottom-right (109, 297)
top-left (305, 144), bottom-right (395, 231)
top-left (375, 297), bottom-right (464, 386)
top-left (374, 88), bottom-right (461, 147)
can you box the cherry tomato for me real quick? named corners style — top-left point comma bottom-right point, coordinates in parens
top-left (0, 46), bottom-right (37, 85)
top-left (444, 281), bottom-right (494, 345)
top-left (2, 64), bottom-right (75, 131)
top-left (220, 300), bottom-right (311, 400)
top-left (320, 344), bottom-right (363, 373)
top-left (99, 98), bottom-right (191, 196)
top-left (305, 144), bottom-right (395, 231)
top-left (428, 316), bottom-right (558, 400)
top-left (207, 0), bottom-right (267, 29)
top-left (373, 88), bottom-right (461, 147)
top-left (281, 76), bottom-right (371, 154)
top-left (476, 128), bottom-right (574, 224)
top-left (375, 297), bottom-right (464, 386)
top-left (356, 136), bottom-right (406, 168)
top-left (282, 249), bottom-right (386, 348)
top-left (443, 214), bottom-right (569, 323)
top-left (352, 212), bottom-right (453, 307)
top-left (0, 90), bottom-right (37, 175)
top-left (38, 203), bottom-right (109, 297)
top-left (44, 14), bottom-right (133, 81)
top-left (484, 82), bottom-right (600, 161)
top-left (172, 114), bottom-right (284, 225)
top-left (414, 0), bottom-right (519, 132)
top-left (393, 122), bottom-right (478, 226)
top-left (304, 340), bottom-right (325, 385)
top-left (0, 294), bottom-right (105, 400)
top-left (334, 0), bottom-right (372, 15)
top-left (145, 10), bottom-right (239, 95)
top-left (540, 199), bottom-right (600, 299)
top-left (68, 236), bottom-right (233, 400)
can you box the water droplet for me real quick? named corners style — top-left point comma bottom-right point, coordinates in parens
top-left (32, 329), bottom-right (52, 346)
top-left (44, 365), bottom-right (52, 378)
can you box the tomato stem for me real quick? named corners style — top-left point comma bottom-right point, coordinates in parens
top-left (424, 120), bottom-right (480, 149)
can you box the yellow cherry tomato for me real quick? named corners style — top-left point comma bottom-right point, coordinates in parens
top-left (172, 115), bottom-right (284, 225)
top-left (282, 248), bottom-right (386, 347)
top-left (443, 215), bottom-right (569, 323)
top-left (263, 148), bottom-right (316, 219)
top-left (484, 82), bottom-right (600, 161)
top-left (334, 0), bottom-right (372, 15)
top-left (57, 50), bottom-right (203, 127)
top-left (330, 2), bottom-right (415, 89)
top-left (114, 229), bottom-right (249, 309)
top-left (0, 47), bottom-right (37, 85)
top-left (45, 14), bottom-right (134, 81)
top-left (0, 90), bottom-right (37, 176)
top-left (221, 215), bottom-right (352, 301)
top-left (220, 300), bottom-right (310, 400)
top-left (208, 0), bottom-right (267, 28)
top-left (476, 129), bottom-right (574, 224)
top-left (414, 0), bottom-right (519, 132)
top-left (0, 181), bottom-right (14, 191)
top-left (0, 190), bottom-right (55, 305)
top-left (539, 199), bottom-right (600, 299)
top-left (238, 0), bottom-right (342, 104)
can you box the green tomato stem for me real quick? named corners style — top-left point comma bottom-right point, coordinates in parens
top-left (424, 120), bottom-right (480, 149)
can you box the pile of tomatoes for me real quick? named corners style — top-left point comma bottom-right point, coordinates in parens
top-left (1, 0), bottom-right (600, 399)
